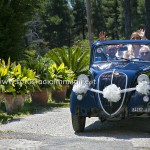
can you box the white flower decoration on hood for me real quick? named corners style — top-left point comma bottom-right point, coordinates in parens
top-left (103, 84), bottom-right (121, 102)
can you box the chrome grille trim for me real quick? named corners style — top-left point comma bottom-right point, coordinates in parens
top-left (98, 71), bottom-right (128, 117)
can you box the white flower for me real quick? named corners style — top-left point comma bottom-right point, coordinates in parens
top-left (103, 84), bottom-right (121, 102)
top-left (73, 82), bottom-right (89, 94)
top-left (136, 81), bottom-right (149, 95)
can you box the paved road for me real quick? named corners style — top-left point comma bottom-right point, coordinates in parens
top-left (0, 108), bottom-right (150, 150)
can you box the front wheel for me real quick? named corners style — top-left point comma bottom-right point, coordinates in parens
top-left (71, 115), bottom-right (86, 132)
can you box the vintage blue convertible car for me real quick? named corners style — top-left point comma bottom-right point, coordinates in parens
top-left (70, 40), bottom-right (150, 132)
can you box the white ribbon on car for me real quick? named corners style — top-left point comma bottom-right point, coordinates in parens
top-left (73, 81), bottom-right (150, 102)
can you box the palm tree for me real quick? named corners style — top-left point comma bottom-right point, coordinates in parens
top-left (45, 45), bottom-right (90, 78)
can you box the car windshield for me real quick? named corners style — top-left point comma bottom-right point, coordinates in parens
top-left (94, 43), bottom-right (150, 63)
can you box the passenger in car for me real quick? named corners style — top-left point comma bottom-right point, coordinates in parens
top-left (99, 29), bottom-right (147, 41)
top-left (99, 29), bottom-right (148, 59)
top-left (123, 31), bottom-right (144, 59)
top-left (139, 46), bottom-right (150, 61)
top-left (123, 43), bottom-right (142, 59)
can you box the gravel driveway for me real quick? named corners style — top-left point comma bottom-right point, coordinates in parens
top-left (0, 108), bottom-right (150, 150)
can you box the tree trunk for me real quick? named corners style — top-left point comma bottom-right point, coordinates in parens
top-left (130, 0), bottom-right (138, 31)
top-left (86, 0), bottom-right (93, 46)
top-left (81, 0), bottom-right (86, 39)
top-left (123, 0), bottom-right (131, 39)
top-left (114, 0), bottom-right (119, 39)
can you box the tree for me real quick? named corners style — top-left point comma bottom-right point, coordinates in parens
top-left (113, 0), bottom-right (120, 39)
top-left (137, 0), bottom-right (145, 29)
top-left (73, 0), bottom-right (87, 40)
top-left (130, 0), bottom-right (138, 31)
top-left (92, 0), bottom-right (106, 38)
top-left (0, 0), bottom-right (41, 61)
top-left (123, 0), bottom-right (131, 39)
top-left (41, 0), bottom-right (74, 49)
top-left (100, 0), bottom-right (120, 39)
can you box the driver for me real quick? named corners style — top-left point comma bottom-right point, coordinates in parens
top-left (107, 46), bottom-right (118, 60)
top-left (139, 46), bottom-right (150, 61)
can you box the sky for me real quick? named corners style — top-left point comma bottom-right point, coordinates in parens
top-left (67, 0), bottom-right (73, 9)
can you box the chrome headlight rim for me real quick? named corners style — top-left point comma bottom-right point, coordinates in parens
top-left (137, 74), bottom-right (149, 83)
top-left (76, 74), bottom-right (89, 85)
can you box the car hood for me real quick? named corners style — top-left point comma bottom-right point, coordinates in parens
top-left (91, 61), bottom-right (150, 72)
top-left (91, 62), bottom-right (150, 88)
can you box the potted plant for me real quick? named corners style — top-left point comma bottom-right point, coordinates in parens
top-left (45, 45), bottom-right (89, 98)
top-left (24, 56), bottom-right (56, 105)
top-left (3, 62), bottom-right (39, 114)
top-left (50, 63), bottom-right (75, 102)
top-left (0, 58), bottom-right (10, 108)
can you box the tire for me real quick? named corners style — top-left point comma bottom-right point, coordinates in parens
top-left (71, 115), bottom-right (86, 132)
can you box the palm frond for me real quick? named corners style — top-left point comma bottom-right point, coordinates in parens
top-left (45, 45), bottom-right (90, 78)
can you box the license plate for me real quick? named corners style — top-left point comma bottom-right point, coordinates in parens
top-left (132, 107), bottom-right (150, 112)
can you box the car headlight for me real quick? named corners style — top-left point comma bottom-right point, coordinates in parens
top-left (137, 74), bottom-right (149, 83)
top-left (72, 74), bottom-right (90, 100)
top-left (77, 74), bottom-right (89, 85)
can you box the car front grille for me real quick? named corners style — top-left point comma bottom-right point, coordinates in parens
top-left (98, 71), bottom-right (127, 116)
